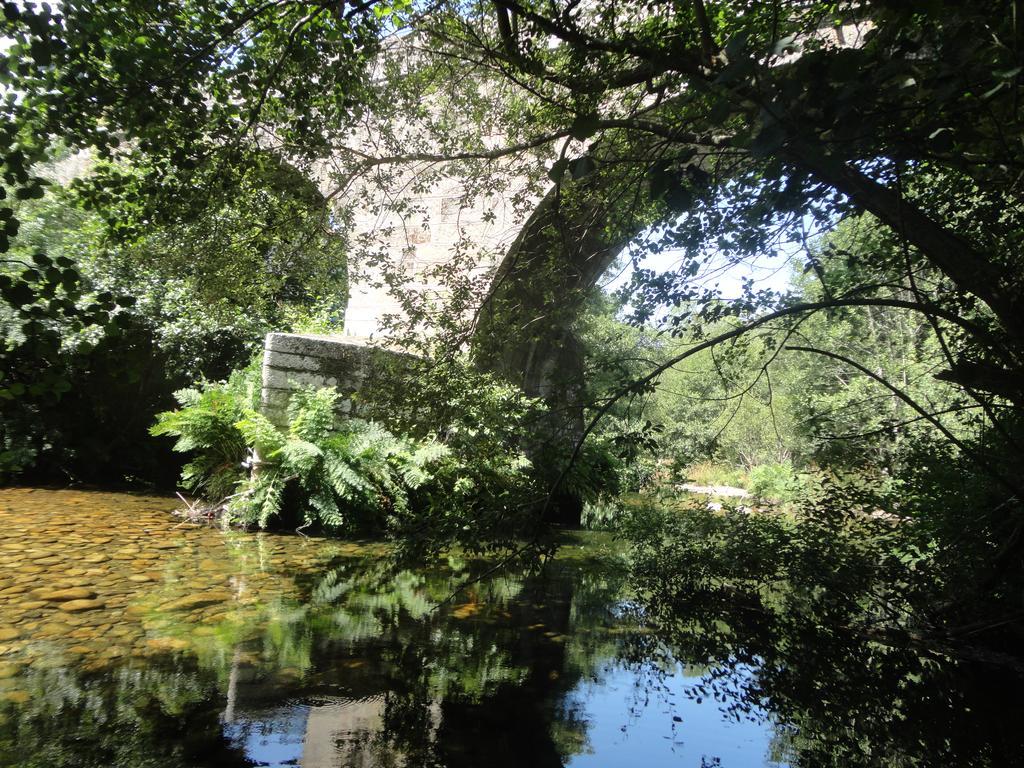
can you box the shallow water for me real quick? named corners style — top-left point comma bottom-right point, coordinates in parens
top-left (0, 488), bottom-right (788, 768)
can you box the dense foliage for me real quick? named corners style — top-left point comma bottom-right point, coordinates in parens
top-left (1, 3), bottom-right (1024, 761)
top-left (0, 155), bottom-right (345, 484)
top-left (627, 476), bottom-right (1024, 766)
top-left (0, 0), bottom-right (377, 481)
top-left (151, 362), bottom-right (552, 556)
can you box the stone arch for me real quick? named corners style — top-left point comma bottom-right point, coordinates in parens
top-left (260, 179), bottom-right (632, 426)
top-left (261, 153), bottom-right (651, 527)
top-left (471, 183), bottom-right (634, 398)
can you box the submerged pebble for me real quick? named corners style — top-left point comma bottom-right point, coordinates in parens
top-left (59, 599), bottom-right (106, 613)
top-left (0, 487), bottom-right (345, 683)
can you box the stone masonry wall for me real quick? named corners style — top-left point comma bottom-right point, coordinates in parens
top-left (260, 333), bottom-right (412, 426)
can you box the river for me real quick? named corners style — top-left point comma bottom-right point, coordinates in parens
top-left (0, 488), bottom-right (790, 768)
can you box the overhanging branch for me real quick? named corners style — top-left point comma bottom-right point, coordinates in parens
top-left (544, 296), bottom-right (1016, 514)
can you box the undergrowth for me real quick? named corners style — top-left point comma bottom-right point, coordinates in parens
top-left (151, 364), bottom-right (542, 550)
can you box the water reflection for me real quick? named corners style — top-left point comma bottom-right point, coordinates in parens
top-left (0, 489), bottom-right (785, 768)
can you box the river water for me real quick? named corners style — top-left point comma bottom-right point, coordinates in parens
top-left (0, 488), bottom-right (789, 768)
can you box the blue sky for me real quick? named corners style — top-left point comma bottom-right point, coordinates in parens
top-left (601, 244), bottom-right (798, 301)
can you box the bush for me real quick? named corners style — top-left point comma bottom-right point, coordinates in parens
top-left (581, 497), bottom-right (624, 530)
top-left (683, 461), bottom-right (748, 489)
top-left (150, 364), bottom-right (259, 500)
top-left (232, 388), bottom-right (451, 531)
top-left (2, 310), bottom-right (253, 487)
top-left (152, 362), bottom-right (543, 549)
top-left (748, 462), bottom-right (800, 502)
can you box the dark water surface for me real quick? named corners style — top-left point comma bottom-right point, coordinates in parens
top-left (0, 488), bottom-right (787, 768)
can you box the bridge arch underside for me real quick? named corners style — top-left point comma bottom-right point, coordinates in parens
top-left (470, 183), bottom-right (649, 524)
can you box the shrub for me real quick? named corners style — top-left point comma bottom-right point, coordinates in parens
top-left (748, 462), bottom-right (800, 502)
top-left (231, 387), bottom-right (450, 531)
top-left (683, 461), bottom-right (749, 489)
top-left (581, 497), bottom-right (624, 530)
top-left (152, 362), bottom-right (542, 548)
top-left (148, 363), bottom-right (257, 498)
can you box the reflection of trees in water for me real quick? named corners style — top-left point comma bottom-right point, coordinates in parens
top-left (627, 528), bottom-right (1024, 768)
top-left (276, 557), bottom-right (630, 767)
top-left (0, 556), bottom-right (632, 768)
top-left (8, 509), bottom-right (1023, 767)
top-left (0, 661), bottom-right (252, 768)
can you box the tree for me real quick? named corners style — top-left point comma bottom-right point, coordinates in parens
top-left (432, 0), bottom-right (1024, 342)
top-left (406, 0), bottom-right (1024, 527)
top-left (1, 1), bottom-right (380, 481)
top-left (2, 2), bottom-right (1022, 542)
top-left (0, 0), bottom-right (389, 417)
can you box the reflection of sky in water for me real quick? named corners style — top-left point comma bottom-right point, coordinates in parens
top-left (219, 666), bottom-right (785, 768)
top-left (223, 706), bottom-right (308, 767)
top-left (224, 696), bottom-right (393, 768)
top-left (566, 663), bottom-right (786, 768)
top-left (0, 489), bottom-right (1020, 767)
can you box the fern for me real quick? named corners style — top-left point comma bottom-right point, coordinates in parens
top-left (256, 474), bottom-right (285, 529)
top-left (402, 439), bottom-right (450, 488)
top-left (228, 464), bottom-right (285, 529)
top-left (308, 488), bottom-right (343, 528)
top-left (151, 365), bottom-right (258, 499)
top-left (287, 387), bottom-right (337, 442)
top-left (154, 358), bottom-right (543, 542)
top-left (171, 387), bottom-right (201, 408)
top-left (277, 438), bottom-right (323, 475)
top-left (236, 410), bottom-right (286, 455)
top-left (231, 391), bottom-right (423, 530)
top-left (324, 450), bottom-right (371, 501)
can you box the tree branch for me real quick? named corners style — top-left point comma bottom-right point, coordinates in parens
top-left (785, 344), bottom-right (1021, 497)
top-left (780, 145), bottom-right (1024, 345)
top-left (691, 0), bottom-right (718, 64)
top-left (543, 296), bottom-right (1018, 515)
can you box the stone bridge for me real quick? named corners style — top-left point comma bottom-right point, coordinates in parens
top-left (260, 161), bottom-right (627, 431)
top-left (258, 152), bottom-right (629, 528)
top-left (261, 165), bottom-right (536, 422)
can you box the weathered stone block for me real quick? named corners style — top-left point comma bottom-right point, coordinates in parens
top-left (259, 333), bottom-right (414, 426)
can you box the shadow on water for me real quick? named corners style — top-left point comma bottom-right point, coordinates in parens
top-left (0, 488), bottom-right (789, 768)
top-left (2, 489), bottom-right (1020, 766)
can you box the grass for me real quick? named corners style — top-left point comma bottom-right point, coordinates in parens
top-left (681, 461), bottom-right (750, 489)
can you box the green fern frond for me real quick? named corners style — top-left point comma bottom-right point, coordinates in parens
top-left (399, 464), bottom-right (430, 488)
top-left (324, 453), bottom-right (370, 500)
top-left (255, 474), bottom-right (285, 529)
top-left (288, 387), bottom-right (338, 442)
top-left (171, 387), bottom-right (202, 408)
top-left (412, 440), bottom-right (450, 466)
top-left (236, 410), bottom-right (285, 455)
top-left (309, 490), bottom-right (344, 528)
top-left (277, 438), bottom-right (323, 476)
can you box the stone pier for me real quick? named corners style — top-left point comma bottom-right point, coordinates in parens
top-left (259, 333), bottom-right (411, 426)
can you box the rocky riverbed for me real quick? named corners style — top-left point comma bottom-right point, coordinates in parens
top-left (0, 487), bottom-right (787, 768)
top-left (0, 487), bottom-right (385, 698)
